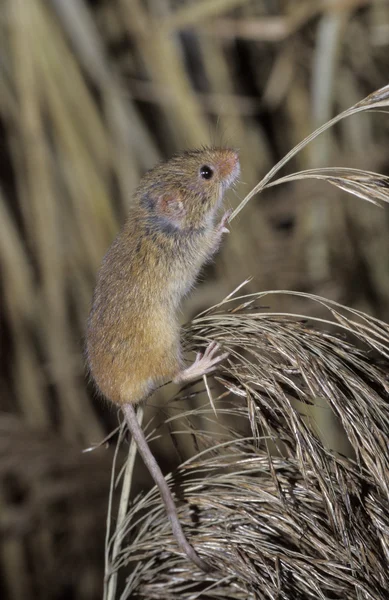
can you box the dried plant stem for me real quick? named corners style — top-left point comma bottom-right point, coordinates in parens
top-left (230, 84), bottom-right (389, 220)
top-left (105, 407), bottom-right (143, 600)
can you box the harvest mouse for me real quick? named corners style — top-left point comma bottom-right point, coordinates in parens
top-left (86, 147), bottom-right (240, 571)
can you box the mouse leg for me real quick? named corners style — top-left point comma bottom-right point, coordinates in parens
top-left (174, 341), bottom-right (228, 383)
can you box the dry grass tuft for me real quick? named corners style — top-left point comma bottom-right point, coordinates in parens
top-left (107, 288), bottom-right (389, 599)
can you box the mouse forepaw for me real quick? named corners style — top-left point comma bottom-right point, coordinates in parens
top-left (210, 209), bottom-right (232, 255)
top-left (174, 342), bottom-right (228, 384)
top-left (218, 209), bottom-right (232, 234)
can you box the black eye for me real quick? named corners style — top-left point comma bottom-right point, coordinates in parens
top-left (200, 165), bottom-right (214, 180)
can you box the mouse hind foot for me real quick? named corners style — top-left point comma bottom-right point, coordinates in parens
top-left (174, 342), bottom-right (228, 384)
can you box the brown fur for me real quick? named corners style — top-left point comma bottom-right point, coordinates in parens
top-left (86, 147), bottom-right (240, 406)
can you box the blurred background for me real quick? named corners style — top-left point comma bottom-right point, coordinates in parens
top-left (1, 0), bottom-right (389, 598)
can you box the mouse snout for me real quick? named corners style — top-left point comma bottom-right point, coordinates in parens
top-left (217, 149), bottom-right (240, 185)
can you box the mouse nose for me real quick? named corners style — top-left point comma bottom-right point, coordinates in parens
top-left (218, 149), bottom-right (240, 181)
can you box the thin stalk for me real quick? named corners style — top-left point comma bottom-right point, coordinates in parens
top-left (105, 407), bottom-right (144, 600)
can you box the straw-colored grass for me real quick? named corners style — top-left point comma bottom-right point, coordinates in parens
top-left (106, 287), bottom-right (389, 599)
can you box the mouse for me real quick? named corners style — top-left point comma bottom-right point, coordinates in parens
top-left (86, 147), bottom-right (240, 571)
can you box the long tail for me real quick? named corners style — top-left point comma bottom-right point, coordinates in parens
top-left (122, 403), bottom-right (209, 572)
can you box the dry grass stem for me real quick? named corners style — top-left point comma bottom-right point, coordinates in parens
top-left (230, 84), bottom-right (389, 220)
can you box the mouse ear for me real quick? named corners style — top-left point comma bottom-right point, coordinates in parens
top-left (156, 192), bottom-right (186, 227)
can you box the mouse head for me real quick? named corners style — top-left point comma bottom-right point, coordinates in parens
top-left (138, 147), bottom-right (240, 231)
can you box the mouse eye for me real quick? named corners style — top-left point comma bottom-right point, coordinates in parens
top-left (199, 165), bottom-right (214, 180)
